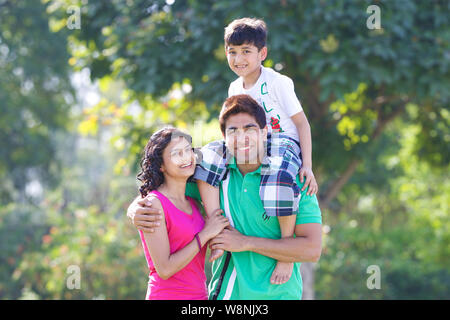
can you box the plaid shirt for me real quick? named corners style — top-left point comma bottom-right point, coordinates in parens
top-left (193, 134), bottom-right (302, 218)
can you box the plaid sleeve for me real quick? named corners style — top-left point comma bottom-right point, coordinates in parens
top-left (264, 134), bottom-right (302, 177)
top-left (193, 140), bottom-right (228, 187)
top-left (260, 134), bottom-right (303, 217)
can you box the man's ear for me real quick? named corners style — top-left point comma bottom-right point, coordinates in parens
top-left (260, 46), bottom-right (268, 61)
top-left (260, 125), bottom-right (269, 142)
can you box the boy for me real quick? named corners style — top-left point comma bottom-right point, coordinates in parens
top-left (195, 17), bottom-right (318, 285)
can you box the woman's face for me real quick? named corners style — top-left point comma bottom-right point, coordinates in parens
top-left (160, 136), bottom-right (196, 180)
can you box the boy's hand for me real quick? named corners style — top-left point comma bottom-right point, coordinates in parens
top-left (299, 166), bottom-right (318, 196)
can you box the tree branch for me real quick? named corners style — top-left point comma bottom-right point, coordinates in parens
top-left (320, 158), bottom-right (360, 210)
top-left (319, 100), bottom-right (408, 210)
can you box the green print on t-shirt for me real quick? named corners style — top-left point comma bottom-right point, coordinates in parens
top-left (261, 82), bottom-right (268, 95)
top-left (260, 82), bottom-right (284, 132)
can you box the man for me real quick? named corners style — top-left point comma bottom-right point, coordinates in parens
top-left (127, 94), bottom-right (322, 299)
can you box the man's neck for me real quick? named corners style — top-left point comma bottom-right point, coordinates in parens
top-left (236, 162), bottom-right (261, 176)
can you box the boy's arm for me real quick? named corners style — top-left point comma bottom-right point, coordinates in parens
top-left (291, 111), bottom-right (318, 196)
top-left (291, 111), bottom-right (312, 168)
top-left (192, 139), bottom-right (227, 217)
top-left (272, 75), bottom-right (318, 195)
top-left (197, 180), bottom-right (222, 217)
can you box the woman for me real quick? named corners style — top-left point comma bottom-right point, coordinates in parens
top-left (137, 127), bottom-right (229, 300)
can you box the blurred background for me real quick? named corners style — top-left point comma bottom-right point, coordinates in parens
top-left (0, 0), bottom-right (449, 300)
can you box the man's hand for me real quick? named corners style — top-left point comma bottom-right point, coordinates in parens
top-left (209, 226), bottom-right (248, 253)
top-left (299, 166), bottom-right (318, 196)
top-left (127, 195), bottom-right (163, 233)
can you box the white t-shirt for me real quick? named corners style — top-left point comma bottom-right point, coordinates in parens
top-left (228, 66), bottom-right (303, 142)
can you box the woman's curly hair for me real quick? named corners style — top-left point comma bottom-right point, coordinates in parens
top-left (137, 127), bottom-right (194, 197)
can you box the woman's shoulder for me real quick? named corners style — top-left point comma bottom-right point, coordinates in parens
top-left (145, 191), bottom-right (164, 212)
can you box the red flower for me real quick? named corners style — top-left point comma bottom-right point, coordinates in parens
top-left (270, 117), bottom-right (281, 131)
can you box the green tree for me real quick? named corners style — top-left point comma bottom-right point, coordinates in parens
top-left (0, 0), bottom-right (73, 202)
top-left (44, 0), bottom-right (449, 298)
top-left (315, 113), bottom-right (449, 299)
top-left (48, 0), bottom-right (449, 206)
top-left (3, 126), bottom-right (147, 299)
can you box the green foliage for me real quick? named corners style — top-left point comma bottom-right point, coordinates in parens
top-left (1, 1), bottom-right (448, 300)
top-left (1, 127), bottom-right (148, 299)
top-left (46, 0), bottom-right (449, 192)
top-left (15, 202), bottom-right (147, 299)
top-left (0, 1), bottom-right (73, 201)
top-left (316, 118), bottom-right (449, 299)
top-left (0, 203), bottom-right (48, 298)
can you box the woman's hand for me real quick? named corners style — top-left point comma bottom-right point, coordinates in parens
top-left (198, 210), bottom-right (229, 245)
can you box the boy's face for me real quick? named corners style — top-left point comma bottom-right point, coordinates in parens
top-left (225, 42), bottom-right (267, 80)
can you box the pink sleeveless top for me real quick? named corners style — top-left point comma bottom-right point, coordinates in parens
top-left (139, 190), bottom-right (208, 300)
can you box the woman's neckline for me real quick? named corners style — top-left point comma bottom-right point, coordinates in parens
top-left (154, 189), bottom-right (193, 216)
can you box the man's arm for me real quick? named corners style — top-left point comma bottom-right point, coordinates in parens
top-left (245, 223), bottom-right (322, 262)
top-left (209, 223), bottom-right (322, 263)
top-left (127, 195), bottom-right (163, 233)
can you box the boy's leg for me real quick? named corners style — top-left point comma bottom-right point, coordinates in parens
top-left (262, 136), bottom-right (302, 284)
top-left (197, 180), bottom-right (225, 262)
top-left (270, 215), bottom-right (296, 285)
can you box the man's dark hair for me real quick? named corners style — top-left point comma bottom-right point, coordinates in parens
top-left (219, 94), bottom-right (267, 135)
top-left (224, 17), bottom-right (267, 50)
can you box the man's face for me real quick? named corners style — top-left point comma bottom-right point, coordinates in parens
top-left (225, 42), bottom-right (267, 79)
top-left (223, 113), bottom-right (267, 166)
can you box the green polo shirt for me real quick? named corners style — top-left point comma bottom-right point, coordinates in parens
top-left (186, 157), bottom-right (322, 300)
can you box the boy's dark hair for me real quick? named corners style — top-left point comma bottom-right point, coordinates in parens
top-left (137, 127), bottom-right (193, 197)
top-left (219, 94), bottom-right (267, 135)
top-left (224, 17), bottom-right (267, 50)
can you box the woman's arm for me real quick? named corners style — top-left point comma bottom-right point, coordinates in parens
top-left (143, 198), bottom-right (229, 280)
